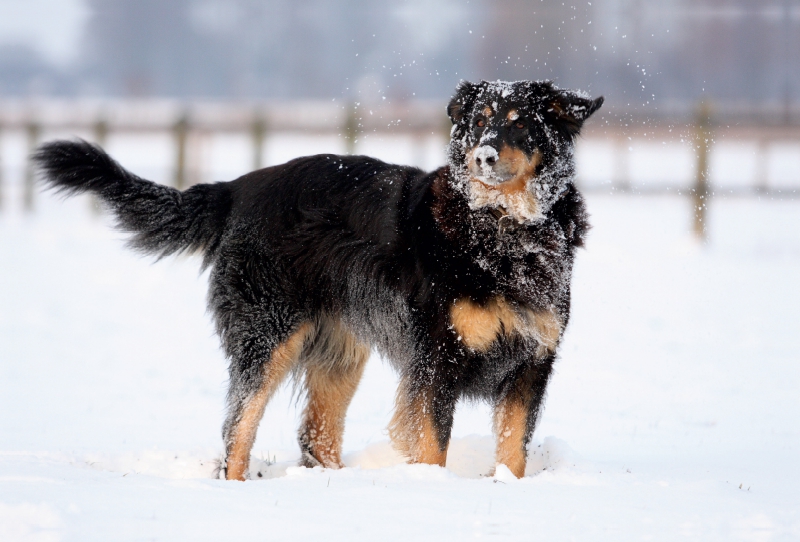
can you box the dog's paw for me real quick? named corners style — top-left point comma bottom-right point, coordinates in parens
top-left (212, 456), bottom-right (227, 480)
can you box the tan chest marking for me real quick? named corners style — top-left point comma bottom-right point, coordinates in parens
top-left (449, 297), bottom-right (562, 354)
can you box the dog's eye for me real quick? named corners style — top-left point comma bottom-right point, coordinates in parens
top-left (476, 119), bottom-right (485, 128)
top-left (514, 121), bottom-right (525, 129)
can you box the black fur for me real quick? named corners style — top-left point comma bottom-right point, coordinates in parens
top-left (35, 79), bottom-right (601, 477)
top-left (35, 140), bottom-right (232, 268)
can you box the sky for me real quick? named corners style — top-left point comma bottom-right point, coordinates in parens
top-left (0, 0), bottom-right (89, 67)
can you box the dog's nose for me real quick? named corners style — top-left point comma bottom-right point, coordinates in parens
top-left (475, 155), bottom-right (497, 167)
top-left (473, 146), bottom-right (499, 169)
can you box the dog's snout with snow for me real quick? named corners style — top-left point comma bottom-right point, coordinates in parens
top-left (468, 144), bottom-right (517, 184)
top-left (471, 145), bottom-right (499, 178)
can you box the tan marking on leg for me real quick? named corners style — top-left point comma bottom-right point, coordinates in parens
top-left (493, 396), bottom-right (529, 478)
top-left (300, 319), bottom-right (369, 468)
top-left (226, 322), bottom-right (312, 481)
top-left (388, 386), bottom-right (447, 466)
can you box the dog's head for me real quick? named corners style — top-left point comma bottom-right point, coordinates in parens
top-left (446, 80), bottom-right (603, 223)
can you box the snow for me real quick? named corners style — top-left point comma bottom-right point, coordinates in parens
top-left (2, 179), bottom-right (800, 539)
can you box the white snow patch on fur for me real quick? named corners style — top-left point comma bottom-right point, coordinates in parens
top-left (468, 180), bottom-right (544, 223)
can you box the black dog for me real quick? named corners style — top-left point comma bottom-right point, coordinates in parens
top-left (35, 80), bottom-right (602, 480)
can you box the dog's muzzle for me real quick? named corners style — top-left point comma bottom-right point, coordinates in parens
top-left (473, 146), bottom-right (498, 168)
top-left (469, 145), bottom-right (512, 184)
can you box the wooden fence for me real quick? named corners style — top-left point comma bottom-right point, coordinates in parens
top-left (1, 99), bottom-right (799, 240)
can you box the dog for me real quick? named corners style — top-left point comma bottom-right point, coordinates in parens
top-left (35, 80), bottom-right (602, 480)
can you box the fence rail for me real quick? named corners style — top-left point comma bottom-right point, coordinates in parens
top-left (1, 99), bottom-right (799, 239)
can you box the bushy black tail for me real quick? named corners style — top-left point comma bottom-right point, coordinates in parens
top-left (34, 140), bottom-right (232, 266)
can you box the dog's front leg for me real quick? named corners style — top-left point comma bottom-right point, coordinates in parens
top-left (493, 357), bottom-right (555, 478)
top-left (388, 365), bottom-right (458, 467)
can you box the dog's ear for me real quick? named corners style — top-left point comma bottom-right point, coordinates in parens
top-left (447, 81), bottom-right (479, 124)
top-left (546, 91), bottom-right (604, 137)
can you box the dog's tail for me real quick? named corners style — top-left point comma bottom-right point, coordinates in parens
top-left (34, 140), bottom-right (232, 266)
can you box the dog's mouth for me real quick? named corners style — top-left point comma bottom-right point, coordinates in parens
top-left (466, 145), bottom-right (540, 186)
top-left (467, 146), bottom-right (512, 184)
top-left (462, 146), bottom-right (545, 225)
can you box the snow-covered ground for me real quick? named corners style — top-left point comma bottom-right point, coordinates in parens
top-left (1, 175), bottom-right (799, 539)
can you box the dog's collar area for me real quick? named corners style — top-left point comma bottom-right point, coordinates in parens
top-left (488, 207), bottom-right (508, 221)
top-left (488, 206), bottom-right (518, 235)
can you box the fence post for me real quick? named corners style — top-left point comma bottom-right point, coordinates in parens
top-left (614, 136), bottom-right (631, 192)
top-left (174, 113), bottom-right (189, 190)
top-left (94, 117), bottom-right (108, 147)
top-left (692, 101), bottom-right (712, 241)
top-left (755, 138), bottom-right (769, 193)
top-left (91, 116), bottom-right (109, 214)
top-left (344, 103), bottom-right (358, 155)
top-left (443, 111), bottom-right (453, 136)
top-left (442, 113), bottom-right (453, 158)
top-left (251, 109), bottom-right (267, 171)
top-left (24, 121), bottom-right (40, 212)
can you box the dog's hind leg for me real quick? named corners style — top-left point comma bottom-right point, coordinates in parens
top-left (221, 321), bottom-right (312, 481)
top-left (493, 357), bottom-right (555, 478)
top-left (211, 246), bottom-right (313, 481)
top-left (297, 318), bottom-right (369, 468)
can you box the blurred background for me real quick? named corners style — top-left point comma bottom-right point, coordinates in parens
top-left (0, 0), bottom-right (797, 223)
top-left (2, 0), bottom-right (798, 108)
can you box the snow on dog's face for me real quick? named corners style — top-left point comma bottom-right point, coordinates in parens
top-left (446, 80), bottom-right (603, 223)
